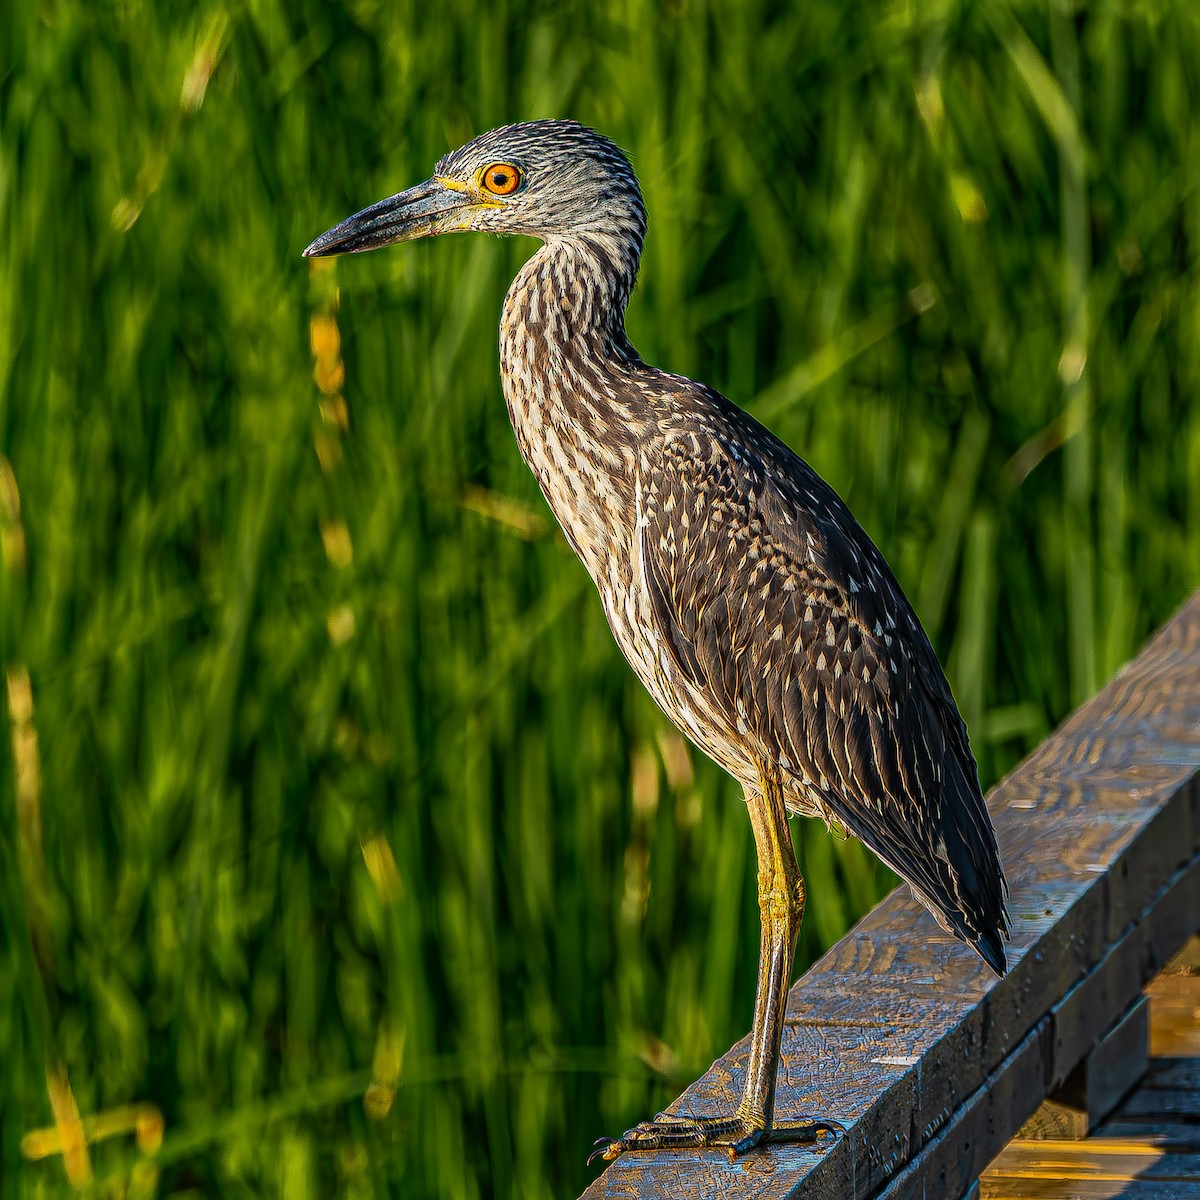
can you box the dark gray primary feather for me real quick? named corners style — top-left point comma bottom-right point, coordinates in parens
top-left (639, 384), bottom-right (1009, 974)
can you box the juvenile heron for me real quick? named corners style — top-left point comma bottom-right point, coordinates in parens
top-left (305, 120), bottom-right (1008, 1160)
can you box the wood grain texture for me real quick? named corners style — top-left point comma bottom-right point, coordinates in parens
top-left (581, 591), bottom-right (1200, 1200)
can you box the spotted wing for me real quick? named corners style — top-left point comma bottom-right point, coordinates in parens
top-left (640, 412), bottom-right (1008, 973)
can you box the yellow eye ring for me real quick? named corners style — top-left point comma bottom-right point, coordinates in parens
top-left (481, 163), bottom-right (521, 196)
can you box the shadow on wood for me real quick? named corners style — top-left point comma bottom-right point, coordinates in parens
top-left (582, 591), bottom-right (1200, 1200)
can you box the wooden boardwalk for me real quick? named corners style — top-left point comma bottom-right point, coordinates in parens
top-left (981, 937), bottom-right (1200, 1200)
top-left (582, 593), bottom-right (1200, 1200)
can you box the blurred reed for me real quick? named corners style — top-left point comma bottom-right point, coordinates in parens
top-left (1, 2), bottom-right (1198, 1197)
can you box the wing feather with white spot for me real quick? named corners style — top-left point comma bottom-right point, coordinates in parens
top-left (640, 404), bottom-right (1008, 973)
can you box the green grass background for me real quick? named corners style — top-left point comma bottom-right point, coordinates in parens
top-left (2, 1), bottom-right (1199, 1196)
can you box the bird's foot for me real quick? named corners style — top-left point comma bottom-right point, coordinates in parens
top-left (587, 1111), bottom-right (841, 1165)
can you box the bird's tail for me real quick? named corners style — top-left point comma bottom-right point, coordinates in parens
top-left (902, 766), bottom-right (1009, 976)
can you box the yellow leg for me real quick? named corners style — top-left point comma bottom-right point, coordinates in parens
top-left (737, 764), bottom-right (807, 1137)
top-left (590, 765), bottom-right (839, 1163)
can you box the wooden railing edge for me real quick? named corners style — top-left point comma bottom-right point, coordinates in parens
top-left (582, 590), bottom-right (1200, 1200)
top-left (876, 815), bottom-right (1200, 1199)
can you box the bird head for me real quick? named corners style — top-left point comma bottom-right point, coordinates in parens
top-left (304, 119), bottom-right (646, 259)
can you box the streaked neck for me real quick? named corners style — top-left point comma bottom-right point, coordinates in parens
top-left (497, 234), bottom-right (646, 570)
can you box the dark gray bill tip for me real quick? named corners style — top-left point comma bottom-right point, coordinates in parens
top-left (302, 208), bottom-right (392, 257)
top-left (303, 230), bottom-right (340, 258)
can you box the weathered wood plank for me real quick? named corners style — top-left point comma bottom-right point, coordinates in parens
top-left (1144, 1058), bottom-right (1200, 1090)
top-left (1099, 1120), bottom-right (1200, 1148)
top-left (1118, 1089), bottom-right (1200, 1118)
top-left (582, 592), bottom-right (1200, 1200)
top-left (1019, 997), bottom-right (1149, 1140)
top-left (983, 1177), bottom-right (1200, 1200)
top-left (1148, 973), bottom-right (1200, 1058)
top-left (875, 855), bottom-right (1200, 1199)
top-left (987, 1185), bottom-right (1200, 1200)
top-left (981, 1140), bottom-right (1200, 1181)
top-left (981, 965), bottom-right (1200, 1198)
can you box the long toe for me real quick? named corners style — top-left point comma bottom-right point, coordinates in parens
top-left (769, 1117), bottom-right (845, 1144)
top-left (588, 1112), bottom-right (842, 1163)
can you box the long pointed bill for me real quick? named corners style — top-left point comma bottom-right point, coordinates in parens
top-left (303, 178), bottom-right (473, 257)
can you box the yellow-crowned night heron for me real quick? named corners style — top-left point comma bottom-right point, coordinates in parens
top-left (305, 119), bottom-right (1008, 1161)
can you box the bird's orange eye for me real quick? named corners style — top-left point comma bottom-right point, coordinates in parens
top-left (482, 163), bottom-right (521, 196)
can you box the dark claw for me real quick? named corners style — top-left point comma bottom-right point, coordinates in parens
top-left (587, 1138), bottom-right (619, 1166)
top-left (727, 1125), bottom-right (766, 1159)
